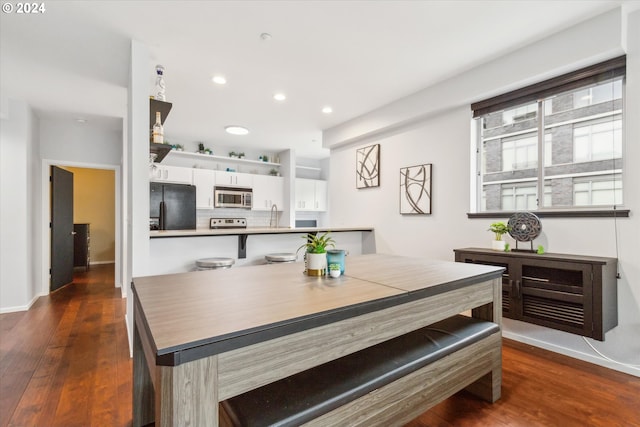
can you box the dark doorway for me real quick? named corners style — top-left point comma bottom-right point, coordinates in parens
top-left (50, 166), bottom-right (74, 292)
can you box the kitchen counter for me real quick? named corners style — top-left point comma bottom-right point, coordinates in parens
top-left (149, 226), bottom-right (374, 238)
top-left (148, 227), bottom-right (376, 272)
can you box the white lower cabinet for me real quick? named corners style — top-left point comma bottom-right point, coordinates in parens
top-left (252, 175), bottom-right (284, 211)
top-left (295, 178), bottom-right (327, 211)
top-left (150, 165), bottom-right (193, 184)
top-left (192, 169), bottom-right (216, 209)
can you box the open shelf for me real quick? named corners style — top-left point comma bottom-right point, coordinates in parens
top-left (165, 150), bottom-right (281, 167)
top-left (295, 165), bottom-right (322, 172)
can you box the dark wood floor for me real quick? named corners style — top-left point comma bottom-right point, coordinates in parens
top-left (1, 264), bottom-right (638, 427)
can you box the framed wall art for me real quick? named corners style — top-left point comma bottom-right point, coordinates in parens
top-left (356, 144), bottom-right (380, 189)
top-left (400, 163), bottom-right (432, 214)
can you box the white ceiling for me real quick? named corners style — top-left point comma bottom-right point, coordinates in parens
top-left (0, 0), bottom-right (625, 159)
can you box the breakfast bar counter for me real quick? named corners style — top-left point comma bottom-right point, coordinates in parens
top-left (132, 254), bottom-right (504, 426)
top-left (149, 226), bottom-right (374, 238)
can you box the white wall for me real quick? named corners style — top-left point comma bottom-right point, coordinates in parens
top-left (326, 8), bottom-right (640, 376)
top-left (0, 99), bottom-right (38, 312)
top-left (0, 102), bottom-right (123, 313)
top-left (125, 39), bottom-right (151, 351)
top-left (40, 119), bottom-right (122, 166)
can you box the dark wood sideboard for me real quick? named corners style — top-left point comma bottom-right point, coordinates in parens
top-left (454, 248), bottom-right (617, 341)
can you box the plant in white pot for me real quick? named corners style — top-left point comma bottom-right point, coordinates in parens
top-left (488, 222), bottom-right (511, 251)
top-left (297, 232), bottom-right (335, 276)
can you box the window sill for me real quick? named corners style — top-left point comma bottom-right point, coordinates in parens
top-left (467, 209), bottom-right (630, 219)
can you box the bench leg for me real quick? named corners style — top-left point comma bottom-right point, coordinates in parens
top-left (464, 340), bottom-right (502, 402)
top-left (465, 364), bottom-right (502, 402)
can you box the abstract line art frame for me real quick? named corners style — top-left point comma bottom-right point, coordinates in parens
top-left (400, 163), bottom-right (432, 215)
top-left (356, 144), bottom-right (380, 189)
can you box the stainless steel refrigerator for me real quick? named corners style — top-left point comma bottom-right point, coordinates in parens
top-left (150, 182), bottom-right (197, 230)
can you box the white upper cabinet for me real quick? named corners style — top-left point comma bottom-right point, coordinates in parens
top-left (215, 170), bottom-right (253, 188)
top-left (150, 165), bottom-right (193, 184)
top-left (192, 169), bottom-right (216, 209)
top-left (252, 175), bottom-right (284, 211)
top-left (295, 178), bottom-right (327, 212)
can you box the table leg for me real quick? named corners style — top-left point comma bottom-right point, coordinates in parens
top-left (133, 324), bottom-right (155, 427)
top-left (157, 356), bottom-right (219, 427)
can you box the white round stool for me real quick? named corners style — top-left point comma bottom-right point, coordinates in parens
top-left (195, 257), bottom-right (235, 271)
top-left (265, 253), bottom-right (297, 264)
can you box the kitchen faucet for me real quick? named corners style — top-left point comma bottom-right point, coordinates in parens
top-left (269, 204), bottom-right (278, 228)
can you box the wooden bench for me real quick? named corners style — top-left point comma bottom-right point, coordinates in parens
top-left (220, 314), bottom-right (501, 427)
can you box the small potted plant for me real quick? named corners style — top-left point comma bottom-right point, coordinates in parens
top-left (297, 231), bottom-right (335, 276)
top-left (328, 263), bottom-right (341, 278)
top-left (198, 142), bottom-right (205, 154)
top-left (229, 151), bottom-right (238, 158)
top-left (488, 222), bottom-right (511, 251)
top-left (238, 152), bottom-right (245, 159)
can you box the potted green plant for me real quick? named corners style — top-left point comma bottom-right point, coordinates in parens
top-left (328, 263), bottom-right (341, 278)
top-left (297, 232), bottom-right (335, 276)
top-left (488, 222), bottom-right (511, 251)
top-left (238, 152), bottom-right (245, 159)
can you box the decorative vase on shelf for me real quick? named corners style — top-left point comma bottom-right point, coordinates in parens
top-left (154, 65), bottom-right (166, 101)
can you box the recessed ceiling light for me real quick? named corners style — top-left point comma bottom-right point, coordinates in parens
top-left (322, 106), bottom-right (333, 114)
top-left (212, 75), bottom-right (227, 85)
top-left (225, 125), bottom-right (249, 135)
top-left (76, 118), bottom-right (87, 123)
top-left (273, 93), bottom-right (286, 101)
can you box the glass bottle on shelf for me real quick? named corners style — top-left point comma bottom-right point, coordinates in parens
top-left (152, 111), bottom-right (164, 144)
top-left (154, 64), bottom-right (166, 101)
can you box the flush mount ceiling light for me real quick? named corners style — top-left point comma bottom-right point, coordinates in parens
top-left (75, 118), bottom-right (87, 123)
top-left (322, 106), bottom-right (333, 114)
top-left (225, 125), bottom-right (249, 135)
top-left (212, 75), bottom-right (227, 85)
top-left (273, 93), bottom-right (286, 101)
top-left (260, 32), bottom-right (272, 41)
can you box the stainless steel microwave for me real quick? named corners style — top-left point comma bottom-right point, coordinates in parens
top-left (214, 186), bottom-right (252, 209)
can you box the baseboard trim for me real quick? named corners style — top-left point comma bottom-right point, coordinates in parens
top-left (90, 260), bottom-right (115, 265)
top-left (502, 330), bottom-right (640, 378)
top-left (0, 293), bottom-right (44, 314)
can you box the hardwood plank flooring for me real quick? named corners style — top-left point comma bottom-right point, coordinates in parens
top-left (0, 265), bottom-right (131, 427)
top-left (1, 264), bottom-right (638, 426)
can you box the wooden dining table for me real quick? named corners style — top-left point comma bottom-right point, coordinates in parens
top-left (132, 253), bottom-right (504, 427)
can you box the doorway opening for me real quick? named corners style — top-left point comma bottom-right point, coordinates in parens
top-left (43, 161), bottom-right (121, 297)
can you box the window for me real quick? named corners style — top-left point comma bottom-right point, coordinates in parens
top-left (472, 56), bottom-right (625, 214)
top-left (573, 118), bottom-right (622, 163)
top-left (502, 135), bottom-right (537, 171)
top-left (574, 174), bottom-right (622, 206)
